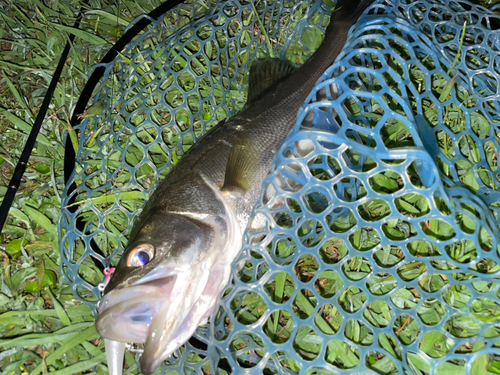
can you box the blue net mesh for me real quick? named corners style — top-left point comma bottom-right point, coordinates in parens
top-left (59, 0), bottom-right (500, 374)
top-left (59, 0), bottom-right (333, 307)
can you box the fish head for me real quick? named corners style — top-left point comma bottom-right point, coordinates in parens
top-left (96, 208), bottom-right (234, 374)
top-left (103, 209), bottom-right (227, 292)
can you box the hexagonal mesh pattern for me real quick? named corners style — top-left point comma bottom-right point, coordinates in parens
top-left (59, 0), bottom-right (500, 374)
top-left (59, 0), bottom-right (333, 309)
top-left (197, 2), bottom-right (500, 374)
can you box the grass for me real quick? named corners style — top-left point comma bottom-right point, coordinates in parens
top-left (0, 0), bottom-right (500, 374)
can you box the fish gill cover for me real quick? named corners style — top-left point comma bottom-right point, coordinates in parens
top-left (59, 0), bottom-right (500, 374)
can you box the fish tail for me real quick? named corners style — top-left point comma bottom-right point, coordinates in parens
top-left (331, 0), bottom-right (374, 23)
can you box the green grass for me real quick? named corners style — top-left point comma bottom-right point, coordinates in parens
top-left (1, 0), bottom-right (500, 374)
top-left (0, 1), bottom-right (164, 374)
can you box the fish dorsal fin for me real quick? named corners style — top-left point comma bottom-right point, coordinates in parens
top-left (247, 58), bottom-right (296, 103)
top-left (222, 134), bottom-right (260, 194)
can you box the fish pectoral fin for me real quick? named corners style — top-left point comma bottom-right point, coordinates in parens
top-left (222, 134), bottom-right (260, 194)
top-left (247, 58), bottom-right (296, 103)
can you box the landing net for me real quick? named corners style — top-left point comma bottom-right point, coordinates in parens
top-left (59, 0), bottom-right (500, 373)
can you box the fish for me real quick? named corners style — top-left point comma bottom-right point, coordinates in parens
top-left (95, 0), bottom-right (374, 374)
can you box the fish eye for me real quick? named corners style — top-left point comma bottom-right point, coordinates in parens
top-left (127, 244), bottom-right (155, 267)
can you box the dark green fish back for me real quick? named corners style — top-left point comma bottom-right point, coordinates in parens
top-left (151, 0), bottom-right (375, 220)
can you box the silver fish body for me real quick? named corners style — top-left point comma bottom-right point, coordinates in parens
top-left (96, 0), bottom-right (374, 373)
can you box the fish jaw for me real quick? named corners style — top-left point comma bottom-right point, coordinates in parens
top-left (96, 261), bottom-right (212, 344)
top-left (138, 261), bottom-right (230, 374)
top-left (96, 273), bottom-right (178, 343)
top-left (97, 257), bottom-right (235, 375)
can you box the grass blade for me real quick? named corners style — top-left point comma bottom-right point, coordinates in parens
top-left (85, 9), bottom-right (131, 26)
top-left (447, 20), bottom-right (467, 76)
top-left (67, 121), bottom-right (79, 153)
top-left (1, 70), bottom-right (33, 119)
top-left (249, 0), bottom-right (274, 58)
top-left (65, 190), bottom-right (146, 208)
top-left (0, 110), bottom-right (52, 146)
top-left (0, 322), bottom-right (94, 349)
top-left (43, 353), bottom-right (106, 375)
top-left (21, 205), bottom-right (56, 237)
top-left (0, 307), bottom-right (90, 322)
top-left (47, 289), bottom-right (71, 326)
top-left (28, 326), bottom-right (98, 375)
top-left (439, 73), bottom-right (458, 102)
top-left (53, 23), bottom-right (108, 45)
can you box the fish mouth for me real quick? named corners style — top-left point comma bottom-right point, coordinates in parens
top-left (96, 274), bottom-right (177, 344)
top-left (95, 265), bottom-right (225, 375)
